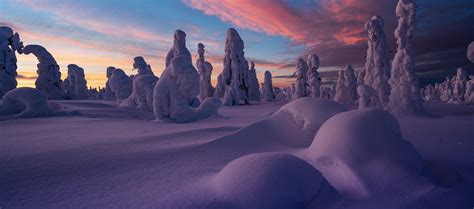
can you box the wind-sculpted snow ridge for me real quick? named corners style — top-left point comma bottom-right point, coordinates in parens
top-left (468, 41), bottom-right (474, 63)
top-left (307, 54), bottom-right (321, 99)
top-left (63, 64), bottom-right (88, 99)
top-left (262, 71), bottom-right (274, 102)
top-left (0, 26), bottom-right (23, 98)
top-left (153, 30), bottom-right (221, 123)
top-left (222, 28), bottom-right (250, 106)
top-left (19, 45), bottom-right (63, 100)
top-left (120, 75), bottom-right (158, 112)
top-left (109, 68), bottom-right (132, 103)
top-left (247, 61), bottom-right (261, 102)
top-left (196, 43), bottom-right (215, 101)
top-left (364, 16), bottom-right (391, 107)
top-left (295, 58), bottom-right (309, 99)
top-left (388, 0), bottom-right (425, 115)
top-left (357, 85), bottom-right (382, 109)
top-left (133, 56), bottom-right (154, 76)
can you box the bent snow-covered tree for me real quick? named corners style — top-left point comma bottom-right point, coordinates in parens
top-left (63, 64), bottom-right (88, 99)
top-left (133, 56), bottom-right (154, 76)
top-left (196, 43), bottom-right (214, 101)
top-left (295, 58), bottom-right (309, 99)
top-left (0, 26), bottom-right (23, 98)
top-left (307, 54), bottom-right (321, 99)
top-left (222, 28), bottom-right (250, 106)
top-left (388, 0), bottom-right (425, 115)
top-left (19, 45), bottom-right (63, 100)
top-left (364, 16), bottom-right (391, 106)
top-left (247, 61), bottom-right (261, 101)
top-left (262, 71), bottom-right (275, 102)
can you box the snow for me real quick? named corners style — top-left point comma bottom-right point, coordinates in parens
top-left (0, 26), bottom-right (22, 98)
top-left (467, 41), bottom-right (474, 62)
top-left (19, 44), bottom-right (63, 100)
top-left (247, 61), bottom-right (261, 101)
top-left (108, 68), bottom-right (132, 103)
top-left (307, 54), bottom-right (321, 99)
top-left (262, 70), bottom-right (274, 102)
top-left (0, 87), bottom-right (50, 119)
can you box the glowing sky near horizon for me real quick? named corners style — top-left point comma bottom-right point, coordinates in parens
top-left (1, 0), bottom-right (473, 88)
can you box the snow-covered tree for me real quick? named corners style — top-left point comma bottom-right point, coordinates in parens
top-left (0, 27), bottom-right (23, 98)
top-left (63, 64), bottom-right (88, 99)
top-left (109, 68), bottom-right (132, 103)
top-left (468, 41), bottom-right (474, 63)
top-left (133, 56), bottom-right (154, 76)
top-left (214, 73), bottom-right (225, 98)
top-left (165, 30), bottom-right (191, 68)
top-left (262, 71), bottom-right (275, 102)
top-left (105, 66), bottom-right (116, 100)
top-left (357, 85), bottom-right (382, 109)
top-left (295, 58), bottom-right (309, 99)
top-left (247, 61), bottom-right (261, 101)
top-left (364, 15), bottom-right (391, 106)
top-left (388, 0), bottom-right (425, 115)
top-left (334, 70), bottom-right (348, 103)
top-left (196, 43), bottom-right (214, 101)
top-left (344, 64), bottom-right (358, 102)
top-left (222, 28), bottom-right (250, 106)
top-left (464, 76), bottom-right (474, 105)
top-left (121, 75), bottom-right (158, 111)
top-left (451, 68), bottom-right (468, 103)
top-left (307, 54), bottom-right (321, 99)
top-left (19, 45), bottom-right (63, 100)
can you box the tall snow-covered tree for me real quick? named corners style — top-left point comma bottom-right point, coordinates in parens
top-left (307, 54), bottom-right (321, 99)
top-left (247, 61), bottom-right (261, 101)
top-left (344, 64), bottom-right (358, 102)
top-left (262, 71), bottom-right (275, 102)
top-left (0, 26), bottom-right (22, 98)
top-left (295, 58), bottom-right (309, 99)
top-left (196, 43), bottom-right (214, 101)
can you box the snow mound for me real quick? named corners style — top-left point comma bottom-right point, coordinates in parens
top-left (307, 108), bottom-right (429, 199)
top-left (0, 87), bottom-right (50, 118)
top-left (213, 152), bottom-right (325, 209)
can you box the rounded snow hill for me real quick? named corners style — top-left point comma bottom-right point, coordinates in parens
top-left (307, 108), bottom-right (430, 199)
top-left (213, 152), bottom-right (326, 209)
top-left (0, 87), bottom-right (50, 119)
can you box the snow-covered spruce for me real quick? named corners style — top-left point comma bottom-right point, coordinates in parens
top-left (165, 30), bottom-right (192, 68)
top-left (307, 108), bottom-right (428, 199)
top-left (0, 87), bottom-right (50, 118)
top-left (344, 64), bottom-right (358, 102)
top-left (450, 68), bottom-right (468, 103)
top-left (214, 73), bottom-right (225, 98)
top-left (133, 56), bottom-right (154, 76)
top-left (388, 0), bottom-right (425, 115)
top-left (19, 45), bottom-right (63, 100)
top-left (104, 66), bottom-right (116, 100)
top-left (63, 64), bottom-right (88, 99)
top-left (467, 41), bottom-right (474, 63)
top-left (213, 153), bottom-right (329, 209)
top-left (357, 85), bottom-right (382, 109)
top-left (222, 28), bottom-right (250, 106)
top-left (295, 58), bottom-right (309, 99)
top-left (307, 54), bottom-right (321, 99)
top-left (109, 68), bottom-right (132, 103)
top-left (464, 76), bottom-right (474, 105)
top-left (196, 43), bottom-right (214, 101)
top-left (262, 71), bottom-right (275, 102)
top-left (120, 75), bottom-right (158, 112)
top-left (334, 70), bottom-right (348, 103)
top-left (0, 26), bottom-right (23, 98)
top-left (247, 61), bottom-right (261, 102)
top-left (364, 15), bottom-right (391, 106)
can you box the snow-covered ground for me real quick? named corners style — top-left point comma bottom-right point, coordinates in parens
top-left (0, 99), bottom-right (473, 209)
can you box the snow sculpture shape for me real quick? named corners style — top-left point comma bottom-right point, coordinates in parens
top-left (344, 64), bottom-right (358, 102)
top-left (222, 28), bottom-right (250, 106)
top-left (295, 58), bottom-right (309, 99)
top-left (213, 153), bottom-right (327, 209)
top-left (0, 26), bottom-right (23, 98)
top-left (364, 16), bottom-right (391, 106)
top-left (63, 64), bottom-right (88, 99)
top-left (108, 68), bottom-right (132, 103)
top-left (307, 108), bottom-right (427, 199)
top-left (357, 85), bottom-right (382, 109)
top-left (196, 43), bottom-right (214, 101)
top-left (104, 66), bottom-right (116, 100)
top-left (307, 54), bottom-right (321, 99)
top-left (388, 0), bottom-right (425, 115)
top-left (262, 71), bottom-right (275, 102)
top-left (468, 41), bottom-right (474, 63)
top-left (19, 45), bottom-right (63, 100)
top-left (121, 75), bottom-right (158, 111)
top-left (165, 30), bottom-right (191, 68)
top-left (247, 61), bottom-right (261, 101)
top-left (0, 87), bottom-right (50, 118)
top-left (133, 56), bottom-right (154, 76)
top-left (334, 70), bottom-right (348, 103)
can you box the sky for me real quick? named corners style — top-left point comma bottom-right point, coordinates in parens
top-left (1, 0), bottom-right (473, 88)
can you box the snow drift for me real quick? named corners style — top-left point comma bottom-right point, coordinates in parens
top-left (0, 87), bottom-right (50, 119)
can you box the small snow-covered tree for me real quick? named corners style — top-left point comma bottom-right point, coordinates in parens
top-left (222, 28), bottom-right (250, 106)
top-left (388, 0), bottom-right (425, 115)
top-left (63, 64), bottom-right (88, 99)
top-left (295, 58), bottom-right (309, 99)
top-left (247, 61), bottom-right (261, 101)
top-left (196, 43), bottom-right (214, 101)
top-left (357, 85), bottom-right (382, 109)
top-left (344, 64), bottom-right (358, 102)
top-left (307, 54), bottom-right (321, 99)
top-left (364, 16), bottom-right (391, 106)
top-left (133, 56), bottom-right (154, 76)
top-left (334, 70), bottom-right (348, 103)
top-left (214, 73), bottom-right (225, 98)
top-left (451, 68), bottom-right (468, 103)
top-left (262, 71), bottom-right (275, 102)
top-left (121, 75), bottom-right (158, 112)
top-left (19, 45), bottom-right (63, 100)
top-left (105, 66), bottom-right (116, 100)
top-left (109, 68), bottom-right (132, 103)
top-left (0, 27), bottom-right (23, 98)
